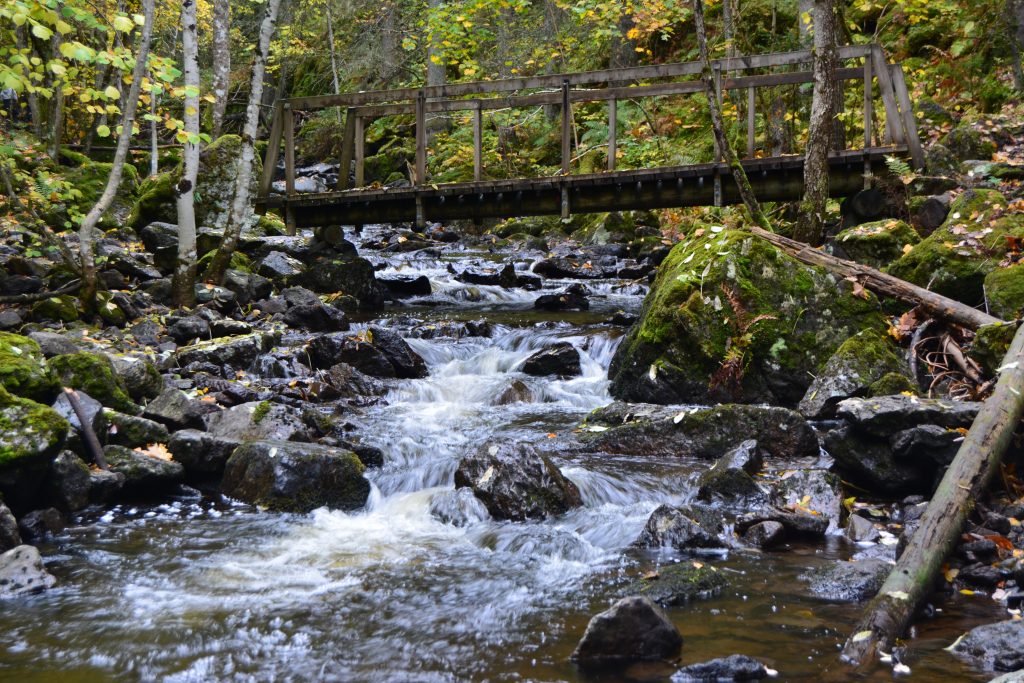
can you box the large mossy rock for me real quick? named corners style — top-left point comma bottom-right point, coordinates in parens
top-left (65, 160), bottom-right (139, 228)
top-left (887, 190), bottom-right (1024, 306)
top-left (984, 264), bottom-right (1024, 320)
top-left (287, 254), bottom-right (386, 310)
top-left (0, 387), bottom-right (68, 471)
top-left (48, 352), bottom-right (139, 414)
top-left (128, 134), bottom-right (260, 230)
top-left (0, 332), bottom-right (58, 403)
top-left (609, 229), bottom-right (886, 405)
top-left (832, 219), bottom-right (920, 269)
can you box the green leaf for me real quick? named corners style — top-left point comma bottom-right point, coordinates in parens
top-left (104, 85), bottom-right (120, 100)
top-left (112, 15), bottom-right (134, 32)
top-left (31, 23), bottom-right (53, 40)
top-left (96, 125), bottom-right (111, 138)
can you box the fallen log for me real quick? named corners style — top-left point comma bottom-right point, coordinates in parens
top-left (749, 226), bottom-right (1002, 330)
top-left (62, 387), bottom-right (108, 470)
top-left (840, 320), bottom-right (1024, 667)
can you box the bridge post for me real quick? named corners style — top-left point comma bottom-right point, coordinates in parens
top-left (472, 101), bottom-right (482, 182)
top-left (354, 114), bottom-right (365, 187)
top-left (283, 103), bottom-right (296, 235)
top-left (561, 80), bottom-right (571, 219)
top-left (712, 62), bottom-right (723, 207)
top-left (746, 86), bottom-right (755, 158)
top-left (870, 45), bottom-right (903, 146)
top-left (863, 57), bottom-right (873, 189)
top-left (336, 107), bottom-right (356, 191)
top-left (608, 97), bottom-right (617, 171)
top-left (890, 64), bottom-right (926, 170)
top-left (415, 90), bottom-right (426, 228)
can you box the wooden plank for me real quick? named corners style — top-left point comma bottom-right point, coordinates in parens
top-left (336, 107), bottom-right (356, 190)
top-left (747, 86), bottom-right (755, 157)
top-left (415, 91), bottom-right (426, 186)
top-left (561, 80), bottom-right (571, 175)
top-left (863, 57), bottom-right (873, 148)
top-left (871, 45), bottom-right (904, 145)
top-left (472, 102), bottom-right (482, 182)
top-left (258, 101), bottom-right (284, 198)
top-left (354, 115), bottom-right (365, 187)
top-left (284, 106), bottom-right (296, 198)
top-left (891, 64), bottom-right (926, 170)
top-left (608, 97), bottom-right (617, 171)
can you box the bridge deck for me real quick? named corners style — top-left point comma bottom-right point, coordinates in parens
top-left (257, 147), bottom-right (903, 227)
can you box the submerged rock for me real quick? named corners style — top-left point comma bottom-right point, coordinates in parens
top-left (672, 654), bottom-right (771, 681)
top-left (951, 620), bottom-right (1024, 673)
top-left (17, 507), bottom-right (64, 541)
top-left (0, 545), bottom-right (56, 598)
top-left (521, 342), bottom-right (582, 378)
top-left (802, 559), bottom-right (891, 602)
top-left (629, 562), bottom-right (727, 606)
top-left (571, 595), bottom-right (683, 663)
top-left (222, 440), bottom-right (370, 513)
top-left (454, 441), bottom-right (581, 521)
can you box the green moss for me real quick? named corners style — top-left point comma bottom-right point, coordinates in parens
top-left (65, 161), bottom-right (139, 229)
top-left (30, 294), bottom-right (80, 323)
top-left (887, 190), bottom-right (1023, 305)
top-left (833, 219), bottom-right (920, 269)
top-left (198, 249), bottom-right (251, 273)
top-left (969, 322), bottom-right (1019, 375)
top-left (942, 127), bottom-right (997, 162)
top-left (0, 386), bottom-right (68, 469)
top-left (252, 401), bottom-right (272, 424)
top-left (868, 372), bottom-right (917, 396)
top-left (571, 212), bottom-right (638, 245)
top-left (128, 171), bottom-right (176, 229)
top-left (255, 213), bottom-right (287, 237)
top-left (95, 291), bottom-right (127, 326)
top-left (49, 352), bottom-right (140, 414)
top-left (0, 332), bottom-right (59, 403)
top-left (984, 264), bottom-right (1024, 321)
top-left (627, 563), bottom-right (727, 606)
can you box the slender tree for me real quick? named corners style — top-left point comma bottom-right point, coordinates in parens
top-left (204, 0), bottom-right (284, 284)
top-left (794, 0), bottom-right (839, 246)
top-left (172, 0), bottom-right (201, 308)
top-left (46, 0), bottom-right (65, 161)
top-left (77, 0), bottom-right (156, 313)
top-left (210, 0), bottom-right (231, 138)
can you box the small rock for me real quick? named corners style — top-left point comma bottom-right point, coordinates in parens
top-left (672, 655), bottom-right (770, 682)
top-left (844, 514), bottom-right (880, 543)
top-left (771, 469), bottom-right (844, 534)
top-left (521, 342), bottom-right (582, 378)
top-left (143, 389), bottom-right (214, 430)
top-left (104, 445), bottom-right (184, 497)
top-left (696, 441), bottom-right (768, 508)
top-left (534, 283), bottom-right (590, 311)
top-left (257, 251), bottom-right (305, 279)
top-left (110, 357), bottom-right (164, 401)
top-left (167, 429), bottom-right (242, 476)
top-left (742, 521), bottom-right (785, 549)
top-left (571, 596), bottom-right (683, 663)
top-left (735, 507), bottom-right (829, 538)
top-left (802, 559), bottom-right (891, 602)
top-left (27, 331), bottom-right (81, 357)
top-left (456, 263), bottom-right (517, 288)
top-left (87, 468), bottom-right (125, 504)
top-left (167, 315), bottom-right (211, 344)
top-left (174, 332), bottom-right (275, 369)
top-left (835, 395), bottom-right (980, 437)
top-left (0, 310), bottom-right (23, 330)
top-left (0, 545), bottom-right (56, 597)
top-left (628, 563), bottom-right (727, 606)
top-left (45, 451), bottom-right (91, 512)
top-left (379, 275), bottom-right (432, 298)
top-left (17, 507), bottom-right (64, 541)
top-left (0, 501), bottom-right (21, 552)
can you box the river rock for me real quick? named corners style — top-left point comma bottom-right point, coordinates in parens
top-left (49, 352), bottom-right (139, 414)
top-left (288, 253), bottom-right (386, 310)
top-left (672, 655), bottom-right (771, 681)
top-left (167, 429), bottom-right (242, 476)
top-left (580, 402), bottom-right (818, 460)
top-left (143, 389), bottom-right (215, 430)
top-left (824, 424), bottom-right (931, 495)
top-left (51, 389), bottom-right (106, 455)
top-left (26, 331), bottom-right (81, 358)
top-left (17, 507), bottom-right (64, 541)
top-left (771, 469), bottom-right (844, 534)
top-left (831, 219), bottom-right (920, 269)
top-left (0, 545), bottom-right (56, 597)
top-left (628, 562), bottom-right (728, 606)
top-left (521, 342), bottom-right (582, 378)
top-left (734, 507), bottom-right (829, 538)
top-left (257, 251), bottom-right (305, 279)
top-left (378, 274), bottom-right (432, 299)
top-left (634, 504), bottom-right (726, 551)
top-left (889, 424), bottom-right (962, 466)
top-left (103, 410), bottom-right (170, 449)
top-left (204, 401), bottom-right (310, 443)
top-left (952, 620), bottom-right (1024, 673)
top-left (802, 558), bottom-right (891, 602)
top-left (174, 332), bottom-right (276, 370)
top-left (695, 440), bottom-right (768, 508)
top-left (324, 363), bottom-right (386, 399)
top-left (741, 520), bottom-right (785, 548)
top-left (456, 263), bottom-right (517, 288)
top-left (110, 357), bottom-right (164, 402)
top-left (0, 388), bottom-right (69, 510)
top-left (167, 315), bottom-right (211, 344)
top-left (608, 229), bottom-right (886, 406)
top-left (0, 332), bottom-right (59, 403)
top-left (87, 468), bottom-right (125, 504)
top-left (429, 487), bottom-right (490, 526)
top-left (453, 441), bottom-right (582, 521)
top-left (104, 445), bottom-right (184, 497)
top-left (222, 440), bottom-right (370, 512)
top-left (533, 257), bottom-right (611, 280)
top-left (835, 395), bottom-right (980, 437)
top-left (280, 287), bottom-right (349, 332)
top-left (534, 283), bottom-right (590, 311)
top-left (571, 596), bottom-right (683, 663)
top-left (307, 329), bottom-right (427, 379)
top-left (45, 451), bottom-right (91, 512)
top-left (0, 501), bottom-right (21, 552)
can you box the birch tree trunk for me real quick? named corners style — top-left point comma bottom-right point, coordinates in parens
top-left (205, 0), bottom-right (284, 285)
top-left (149, 74), bottom-right (159, 177)
top-left (210, 0), bottom-right (231, 138)
top-left (326, 4), bottom-right (342, 123)
top-left (794, 0), bottom-right (838, 246)
top-left (76, 0), bottom-right (155, 314)
top-left (172, 0), bottom-right (201, 308)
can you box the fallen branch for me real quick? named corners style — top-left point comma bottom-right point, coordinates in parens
top-left (62, 387), bottom-right (108, 470)
top-left (0, 279), bottom-right (81, 305)
top-left (748, 227), bottom-right (1002, 330)
top-left (841, 320), bottom-right (1024, 667)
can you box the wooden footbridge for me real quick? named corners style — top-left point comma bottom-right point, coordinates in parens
top-left (256, 44), bottom-right (923, 230)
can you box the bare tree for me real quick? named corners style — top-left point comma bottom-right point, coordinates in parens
top-left (794, 0), bottom-right (839, 246)
top-left (172, 0), bottom-right (201, 308)
top-left (46, 0), bottom-right (65, 161)
top-left (205, 0), bottom-right (284, 284)
top-left (77, 0), bottom-right (156, 313)
top-left (326, 2), bottom-right (342, 122)
top-left (210, 0), bottom-right (231, 138)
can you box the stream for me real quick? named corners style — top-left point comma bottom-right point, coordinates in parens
top-left (0, 226), bottom-right (1007, 682)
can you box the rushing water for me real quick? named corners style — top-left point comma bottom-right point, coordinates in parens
top-left (0, 228), bottom-right (1007, 682)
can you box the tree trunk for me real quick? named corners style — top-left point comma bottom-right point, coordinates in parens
top-left (326, 5), bottom-right (342, 123)
top-left (76, 0), bottom-right (156, 314)
top-left (426, 0), bottom-right (447, 136)
top-left (723, 0), bottom-right (737, 59)
top-left (841, 321), bottom-right (1024, 668)
top-left (46, 1), bottom-right (65, 162)
top-left (15, 27), bottom-right (42, 138)
top-left (82, 63), bottom-right (113, 154)
top-left (378, 3), bottom-right (399, 84)
top-left (794, 0), bottom-right (838, 246)
top-left (172, 0), bottom-right (201, 309)
top-left (204, 0), bottom-right (284, 285)
top-left (1008, 0), bottom-right (1024, 91)
top-left (798, 0), bottom-right (813, 46)
top-left (693, 0), bottom-right (774, 232)
top-left (210, 0), bottom-right (231, 138)
top-left (149, 73), bottom-right (160, 177)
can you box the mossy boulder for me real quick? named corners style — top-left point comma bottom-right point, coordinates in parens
top-left (127, 171), bottom-right (176, 229)
top-left (0, 332), bottom-right (59, 403)
top-left (493, 215), bottom-right (572, 239)
top-left (197, 249), bottom-right (251, 274)
top-left (571, 212), bottom-right (640, 245)
top-left (49, 352), bottom-right (140, 414)
top-left (288, 255), bottom-right (385, 310)
top-left (942, 127), bottom-right (997, 162)
top-left (0, 387), bottom-right (68, 470)
top-left (609, 229), bottom-right (887, 405)
top-left (626, 562), bottom-right (728, 606)
top-left (65, 160), bottom-right (139, 228)
top-left (30, 294), bottom-right (80, 323)
top-left (832, 219), bottom-right (920, 269)
top-left (969, 322), bottom-right (1019, 375)
top-left (984, 264), bottom-right (1024, 321)
top-left (887, 190), bottom-right (1024, 306)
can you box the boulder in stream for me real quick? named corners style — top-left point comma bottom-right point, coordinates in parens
top-left (672, 654), bottom-right (772, 681)
top-left (521, 342), bottom-right (582, 378)
top-left (0, 545), bottom-right (56, 598)
top-left (801, 558), bottom-right (892, 603)
top-left (167, 429), bottom-right (243, 476)
top-left (951, 619), bottom-right (1024, 673)
top-left (104, 445), bottom-right (185, 497)
top-left (204, 401), bottom-right (310, 443)
top-left (633, 504), bottom-right (726, 551)
top-left (627, 562), bottom-right (728, 606)
top-left (533, 283), bottom-right (589, 311)
top-left (454, 441), bottom-right (581, 521)
top-left (0, 501), bottom-right (21, 552)
top-left (571, 595), bottom-right (683, 663)
top-left (307, 328), bottom-right (428, 379)
top-left (695, 440), bottom-right (768, 508)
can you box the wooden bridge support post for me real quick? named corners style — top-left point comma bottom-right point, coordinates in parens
top-left (561, 79), bottom-right (571, 219)
top-left (608, 97), bottom-right (617, 171)
top-left (258, 101), bottom-right (284, 200)
top-left (336, 107), bottom-right (357, 191)
top-left (354, 114), bottom-right (365, 187)
top-left (415, 90), bottom-right (426, 228)
top-left (472, 101), bottom-right (482, 182)
top-left (871, 46), bottom-right (903, 146)
top-left (890, 64), bottom-right (926, 170)
top-left (863, 57), bottom-right (873, 189)
top-left (283, 104), bottom-right (296, 235)
top-left (713, 63), bottom-right (723, 207)
top-left (746, 86), bottom-right (755, 158)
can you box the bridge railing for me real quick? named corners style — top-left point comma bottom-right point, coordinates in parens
top-left (257, 43), bottom-right (922, 228)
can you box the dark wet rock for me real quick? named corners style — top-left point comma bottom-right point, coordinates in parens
top-left (103, 410), bottom-right (170, 449)
top-left (844, 514), bottom-right (880, 543)
top-left (516, 272), bottom-right (543, 290)
top-left (138, 221), bottom-right (180, 271)
top-left (210, 319), bottom-right (253, 339)
top-left (288, 253), bottom-right (386, 310)
top-left (0, 545), bottom-right (56, 597)
top-left (222, 440), bottom-right (370, 513)
top-left (835, 395), bottom-right (980, 437)
top-left (257, 250), bottom-right (305, 279)
top-left (49, 352), bottom-right (139, 414)
top-left (952, 620), bottom-right (1024, 673)
top-left (282, 300), bottom-right (349, 332)
top-left (454, 441), bottom-right (582, 521)
top-left (87, 467), bottom-right (125, 504)
top-left (380, 275), bottom-right (432, 298)
top-left (110, 357), bottom-right (164, 402)
top-left (45, 451), bottom-right (91, 512)
top-left (223, 270), bottom-right (273, 305)
top-left (628, 563), bottom-right (728, 607)
top-left (571, 596), bottom-right (683, 663)
top-left (17, 507), bottom-right (64, 541)
top-left (521, 342), bottom-right (581, 378)
top-left (307, 329), bottom-right (427, 379)
top-left (741, 521), bottom-right (785, 549)
top-left (580, 402), bottom-right (818, 461)
top-left (104, 445), bottom-right (184, 497)
top-left (802, 559), bottom-right (891, 602)
top-left (26, 331), bottom-right (81, 357)
top-left (672, 655), bottom-right (770, 681)
top-left (633, 504), bottom-right (726, 551)
top-left (429, 487), bottom-right (490, 526)
top-left (824, 425), bottom-right (929, 495)
top-left (167, 429), bottom-right (242, 476)
top-left (695, 441), bottom-right (768, 507)
top-left (366, 327), bottom-right (427, 379)
top-left (409, 320), bottom-right (493, 340)
top-left (167, 315), bottom-right (211, 344)
top-left (323, 363), bottom-right (386, 399)
top-left (0, 388), bottom-right (69, 506)
top-left (610, 311), bottom-right (639, 326)
top-left (771, 469), bottom-right (844, 534)
top-left (204, 401), bottom-right (310, 443)
top-left (174, 332), bottom-right (276, 369)
top-left (959, 563), bottom-right (1006, 588)
top-left (339, 442), bottom-right (385, 469)
top-left (492, 379), bottom-right (533, 405)
top-left (51, 389), bottom-right (106, 455)
top-left (797, 330), bottom-right (911, 419)
top-left (533, 257), bottom-right (611, 280)
top-left (142, 388), bottom-right (216, 430)
top-left (0, 310), bottom-right (23, 331)
top-left (735, 507), bottom-right (829, 538)
top-left (534, 283), bottom-right (590, 311)
top-left (0, 501), bottom-right (20, 552)
top-left (128, 320), bottom-right (163, 347)
top-left (456, 263), bottom-right (518, 288)
top-left (890, 424), bottom-right (962, 467)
